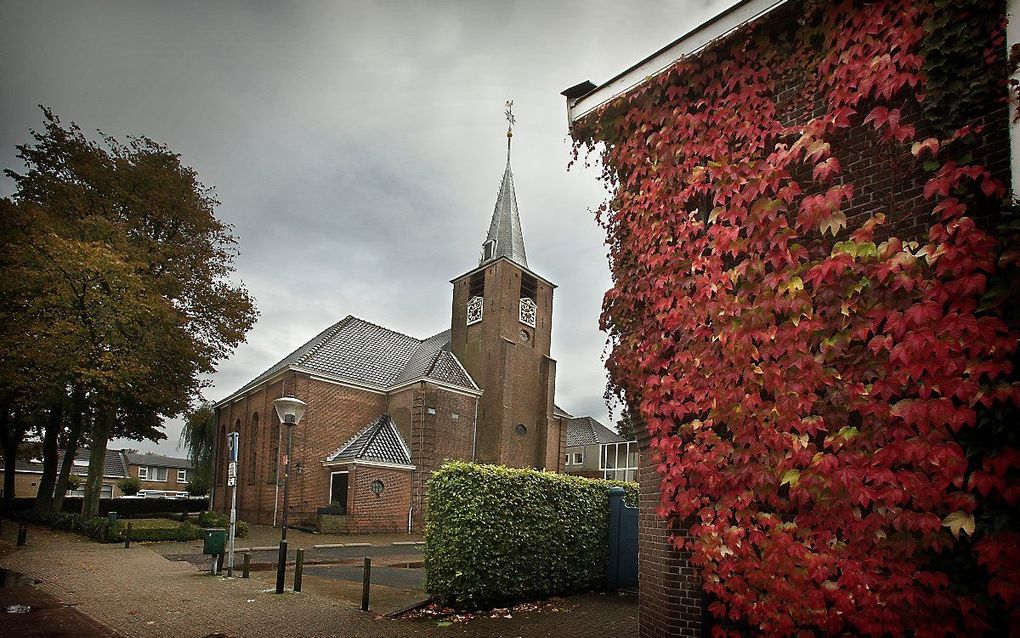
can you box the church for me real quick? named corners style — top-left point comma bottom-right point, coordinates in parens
top-left (212, 123), bottom-right (602, 533)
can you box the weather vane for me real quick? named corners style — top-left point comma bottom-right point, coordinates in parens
top-left (505, 99), bottom-right (515, 157)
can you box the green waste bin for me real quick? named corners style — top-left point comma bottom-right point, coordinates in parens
top-left (107, 512), bottom-right (118, 527)
top-left (203, 528), bottom-right (226, 555)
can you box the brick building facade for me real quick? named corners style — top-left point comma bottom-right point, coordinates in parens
top-left (563, 0), bottom-right (1013, 636)
top-left (213, 143), bottom-right (588, 533)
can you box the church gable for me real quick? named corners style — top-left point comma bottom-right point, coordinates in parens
top-left (325, 414), bottom-right (412, 467)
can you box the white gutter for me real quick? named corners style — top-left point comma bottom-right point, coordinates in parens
top-left (1009, 0), bottom-right (1020, 197)
top-left (565, 0), bottom-right (790, 124)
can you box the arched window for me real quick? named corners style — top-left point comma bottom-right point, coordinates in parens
top-left (217, 424), bottom-right (227, 486)
top-left (270, 413), bottom-right (281, 484)
top-left (248, 413), bottom-right (259, 485)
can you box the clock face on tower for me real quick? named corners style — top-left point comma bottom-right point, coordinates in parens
top-left (467, 295), bottom-right (484, 325)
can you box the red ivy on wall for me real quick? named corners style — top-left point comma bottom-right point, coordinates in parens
top-left (573, 1), bottom-right (1019, 635)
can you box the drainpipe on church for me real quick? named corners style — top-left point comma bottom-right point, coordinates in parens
top-left (471, 395), bottom-right (479, 462)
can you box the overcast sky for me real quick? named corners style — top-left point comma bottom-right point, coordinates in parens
top-left (2, 0), bottom-right (734, 456)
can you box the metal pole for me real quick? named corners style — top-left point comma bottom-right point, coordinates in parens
top-left (361, 557), bottom-right (371, 611)
top-left (294, 548), bottom-right (304, 592)
top-left (276, 421), bottom-right (293, 594)
top-left (124, 522), bottom-right (132, 549)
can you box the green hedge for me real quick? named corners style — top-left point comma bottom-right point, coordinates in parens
top-left (196, 511), bottom-right (249, 538)
top-left (423, 462), bottom-right (637, 609)
top-left (14, 510), bottom-right (248, 543)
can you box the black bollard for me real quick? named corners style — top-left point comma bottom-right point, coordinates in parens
top-left (361, 557), bottom-right (371, 611)
top-left (124, 522), bottom-right (132, 549)
top-left (242, 552), bottom-right (251, 578)
top-left (294, 549), bottom-right (304, 592)
top-left (217, 552), bottom-right (225, 574)
top-left (16, 523), bottom-right (27, 546)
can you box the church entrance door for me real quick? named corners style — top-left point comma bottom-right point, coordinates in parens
top-left (329, 471), bottom-right (349, 514)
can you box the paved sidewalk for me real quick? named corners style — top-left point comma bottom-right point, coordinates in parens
top-left (0, 525), bottom-right (638, 638)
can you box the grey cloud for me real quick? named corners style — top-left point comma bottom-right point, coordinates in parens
top-left (2, 0), bottom-right (738, 454)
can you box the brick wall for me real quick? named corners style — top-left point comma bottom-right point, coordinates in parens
top-left (615, 6), bottom-right (1010, 638)
top-left (635, 427), bottom-right (702, 638)
top-left (347, 464), bottom-right (412, 533)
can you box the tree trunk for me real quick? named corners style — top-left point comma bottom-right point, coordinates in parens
top-left (52, 393), bottom-right (85, 513)
top-left (82, 409), bottom-right (113, 517)
top-left (32, 402), bottom-right (64, 516)
top-left (0, 407), bottom-right (28, 515)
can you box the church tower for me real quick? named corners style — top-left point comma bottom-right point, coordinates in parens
top-left (450, 103), bottom-right (561, 470)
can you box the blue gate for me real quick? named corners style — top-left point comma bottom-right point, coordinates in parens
top-left (607, 486), bottom-right (638, 590)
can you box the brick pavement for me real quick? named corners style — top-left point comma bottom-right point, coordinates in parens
top-left (0, 524), bottom-right (638, 638)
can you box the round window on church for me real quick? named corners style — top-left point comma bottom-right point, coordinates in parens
top-left (371, 479), bottom-right (385, 497)
top-left (520, 329), bottom-right (531, 342)
top-left (515, 423), bottom-right (528, 436)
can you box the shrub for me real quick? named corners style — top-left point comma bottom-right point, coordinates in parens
top-left (117, 477), bottom-right (141, 495)
top-left (196, 510), bottom-right (249, 538)
top-left (424, 462), bottom-right (637, 609)
top-left (65, 475), bottom-right (83, 491)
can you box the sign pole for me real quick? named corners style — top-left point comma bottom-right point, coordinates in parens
top-left (227, 431), bottom-right (239, 577)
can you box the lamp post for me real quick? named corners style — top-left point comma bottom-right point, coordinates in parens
top-left (272, 396), bottom-right (307, 594)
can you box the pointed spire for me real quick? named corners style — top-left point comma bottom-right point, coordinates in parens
top-left (480, 101), bottom-right (528, 268)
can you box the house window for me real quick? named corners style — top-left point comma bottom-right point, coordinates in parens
top-left (141, 466), bottom-right (168, 481)
top-left (177, 469), bottom-right (187, 483)
top-left (427, 407), bottom-right (437, 415)
top-left (573, 452), bottom-right (584, 465)
top-left (451, 412), bottom-right (459, 420)
top-left (601, 441), bottom-right (639, 482)
top-left (563, 454), bottom-right (570, 466)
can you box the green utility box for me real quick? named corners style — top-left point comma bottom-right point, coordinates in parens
top-left (203, 528), bottom-right (226, 555)
top-left (107, 512), bottom-right (118, 527)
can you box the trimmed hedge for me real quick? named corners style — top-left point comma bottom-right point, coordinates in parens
top-left (123, 518), bottom-right (205, 542)
top-left (9, 496), bottom-right (209, 517)
top-left (423, 462), bottom-right (637, 609)
top-left (13, 509), bottom-right (248, 543)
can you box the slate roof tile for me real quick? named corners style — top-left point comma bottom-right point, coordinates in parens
top-left (565, 416), bottom-right (626, 447)
top-left (325, 415), bottom-right (412, 466)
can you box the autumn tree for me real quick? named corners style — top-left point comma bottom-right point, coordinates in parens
top-left (1, 109), bottom-right (257, 516)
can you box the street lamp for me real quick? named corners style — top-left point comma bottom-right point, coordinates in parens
top-left (273, 396), bottom-right (307, 594)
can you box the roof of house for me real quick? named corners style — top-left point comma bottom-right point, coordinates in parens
top-left (480, 153), bottom-right (528, 269)
top-left (8, 448), bottom-right (129, 479)
top-left (123, 452), bottom-right (192, 470)
top-left (565, 0), bottom-right (790, 124)
top-left (219, 316), bottom-right (479, 405)
top-left (566, 416), bottom-right (627, 447)
top-left (325, 414), bottom-right (413, 467)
